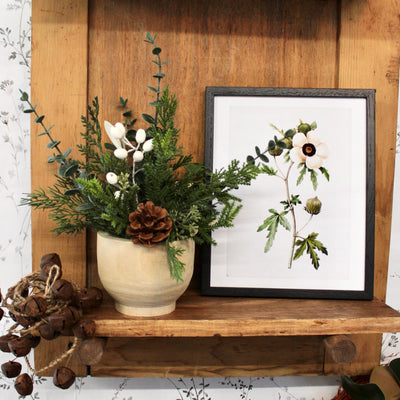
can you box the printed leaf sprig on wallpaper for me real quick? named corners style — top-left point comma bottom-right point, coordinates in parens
top-left (248, 121), bottom-right (329, 270)
top-left (20, 33), bottom-right (258, 282)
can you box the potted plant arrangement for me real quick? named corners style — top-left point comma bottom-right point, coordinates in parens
top-left (21, 33), bottom-right (257, 316)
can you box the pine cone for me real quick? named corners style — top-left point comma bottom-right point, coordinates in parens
top-left (126, 201), bottom-right (172, 247)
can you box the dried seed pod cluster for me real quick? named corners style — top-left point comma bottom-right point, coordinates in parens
top-left (0, 252), bottom-right (103, 396)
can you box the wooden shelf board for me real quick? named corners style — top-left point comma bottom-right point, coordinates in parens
top-left (84, 290), bottom-right (400, 338)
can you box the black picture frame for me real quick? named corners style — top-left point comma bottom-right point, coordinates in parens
top-left (202, 87), bottom-right (375, 300)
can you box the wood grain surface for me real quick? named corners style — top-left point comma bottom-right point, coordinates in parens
top-left (83, 290), bottom-right (400, 338)
top-left (31, 0), bottom-right (88, 376)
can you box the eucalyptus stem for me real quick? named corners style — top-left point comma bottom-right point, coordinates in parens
top-left (20, 90), bottom-right (65, 162)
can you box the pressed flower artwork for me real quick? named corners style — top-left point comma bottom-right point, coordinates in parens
top-left (248, 120), bottom-right (330, 270)
top-left (203, 87), bottom-right (375, 300)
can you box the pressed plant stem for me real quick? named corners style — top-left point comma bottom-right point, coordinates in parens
top-left (275, 158), bottom-right (297, 269)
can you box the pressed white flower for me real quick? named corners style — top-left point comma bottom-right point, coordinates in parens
top-left (106, 172), bottom-right (118, 185)
top-left (289, 131), bottom-right (329, 170)
top-left (142, 139), bottom-right (153, 153)
top-left (114, 190), bottom-right (121, 199)
top-left (114, 148), bottom-right (128, 159)
top-left (110, 122), bottom-right (126, 140)
top-left (133, 150), bottom-right (144, 162)
top-left (135, 129), bottom-right (146, 144)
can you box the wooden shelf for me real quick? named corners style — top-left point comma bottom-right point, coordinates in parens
top-left (84, 290), bottom-right (400, 338)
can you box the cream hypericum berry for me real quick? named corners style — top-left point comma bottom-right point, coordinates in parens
top-left (135, 129), bottom-right (146, 144)
top-left (289, 131), bottom-right (329, 170)
top-left (106, 172), bottom-right (118, 185)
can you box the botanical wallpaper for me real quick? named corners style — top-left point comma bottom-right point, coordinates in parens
top-left (0, 1), bottom-right (399, 399)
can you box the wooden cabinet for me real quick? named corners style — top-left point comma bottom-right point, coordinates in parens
top-left (31, 0), bottom-right (400, 377)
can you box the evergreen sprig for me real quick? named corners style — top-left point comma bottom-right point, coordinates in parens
top-left (21, 33), bottom-right (259, 282)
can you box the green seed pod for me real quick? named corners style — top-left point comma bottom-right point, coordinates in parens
top-left (305, 197), bottom-right (322, 215)
top-left (298, 123), bottom-right (311, 134)
top-left (268, 147), bottom-right (283, 156)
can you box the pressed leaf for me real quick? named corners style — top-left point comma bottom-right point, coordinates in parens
top-left (20, 91), bottom-right (28, 101)
top-left (297, 164), bottom-right (307, 186)
top-left (255, 146), bottom-right (261, 156)
top-left (23, 108), bottom-right (34, 114)
top-left (278, 214), bottom-right (291, 231)
top-left (152, 47), bottom-right (162, 55)
top-left (341, 376), bottom-right (384, 400)
top-left (320, 166), bottom-right (330, 181)
top-left (259, 153), bottom-right (269, 163)
top-left (268, 140), bottom-right (275, 151)
top-left (310, 121), bottom-right (317, 130)
top-left (310, 169), bottom-right (318, 190)
top-left (247, 155), bottom-right (255, 165)
top-left (153, 72), bottom-right (166, 79)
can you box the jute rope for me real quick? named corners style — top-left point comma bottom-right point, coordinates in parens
top-left (1, 265), bottom-right (81, 373)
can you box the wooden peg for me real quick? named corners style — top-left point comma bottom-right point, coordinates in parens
top-left (323, 335), bottom-right (357, 364)
top-left (77, 337), bottom-right (107, 366)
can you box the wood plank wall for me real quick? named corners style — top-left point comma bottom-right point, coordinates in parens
top-left (31, 0), bottom-right (400, 377)
top-left (31, 1), bottom-right (88, 376)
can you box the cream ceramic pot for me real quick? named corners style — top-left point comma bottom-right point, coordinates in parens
top-left (96, 232), bottom-right (194, 317)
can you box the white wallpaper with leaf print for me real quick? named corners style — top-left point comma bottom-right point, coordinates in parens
top-left (0, 1), bottom-right (399, 399)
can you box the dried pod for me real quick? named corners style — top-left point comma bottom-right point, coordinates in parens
top-left (40, 263), bottom-right (62, 282)
top-left (48, 312), bottom-right (70, 332)
top-left (20, 287), bottom-right (29, 297)
top-left (24, 334), bottom-right (41, 349)
top-left (65, 306), bottom-right (81, 324)
top-left (15, 314), bottom-right (35, 328)
top-left (0, 334), bottom-right (18, 353)
top-left (48, 307), bottom-right (80, 332)
top-left (9, 312), bottom-right (17, 322)
top-left (14, 373), bottom-right (33, 396)
top-left (22, 295), bottom-right (47, 318)
top-left (52, 279), bottom-right (74, 301)
top-left (8, 336), bottom-right (32, 357)
top-left (73, 287), bottom-right (103, 309)
top-left (38, 323), bottom-right (59, 340)
top-left (60, 327), bottom-right (74, 337)
top-left (72, 320), bottom-right (96, 338)
top-left (53, 366), bottom-right (76, 389)
top-left (40, 253), bottom-right (62, 269)
top-left (1, 361), bottom-right (22, 378)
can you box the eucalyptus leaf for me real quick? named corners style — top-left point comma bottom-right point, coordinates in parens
top-left (142, 113), bottom-right (155, 124)
top-left (63, 148), bottom-right (72, 158)
top-left (153, 73), bottom-right (166, 79)
top-left (104, 142), bottom-right (116, 151)
top-left (76, 203), bottom-right (94, 212)
top-left (34, 115), bottom-right (45, 124)
top-left (47, 140), bottom-right (61, 149)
